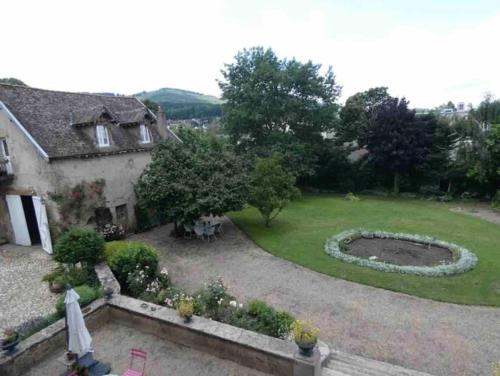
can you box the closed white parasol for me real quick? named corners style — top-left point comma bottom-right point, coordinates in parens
top-left (65, 288), bottom-right (92, 356)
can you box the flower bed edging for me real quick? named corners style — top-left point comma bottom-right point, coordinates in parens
top-left (324, 229), bottom-right (478, 277)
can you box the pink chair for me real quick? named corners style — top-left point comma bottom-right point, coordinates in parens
top-left (121, 348), bottom-right (147, 376)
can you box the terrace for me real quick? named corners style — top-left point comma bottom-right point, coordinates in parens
top-left (1, 295), bottom-right (328, 376)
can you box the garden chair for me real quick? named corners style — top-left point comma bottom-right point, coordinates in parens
top-left (214, 222), bottom-right (223, 235)
top-left (121, 348), bottom-right (147, 376)
top-left (193, 224), bottom-right (205, 240)
top-left (204, 225), bottom-right (217, 242)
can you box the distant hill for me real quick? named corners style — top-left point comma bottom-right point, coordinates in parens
top-left (135, 87), bottom-right (223, 120)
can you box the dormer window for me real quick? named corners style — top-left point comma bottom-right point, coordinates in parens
top-left (139, 124), bottom-right (152, 144)
top-left (96, 125), bottom-right (110, 147)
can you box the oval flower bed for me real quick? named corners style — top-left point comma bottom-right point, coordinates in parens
top-left (324, 229), bottom-right (478, 277)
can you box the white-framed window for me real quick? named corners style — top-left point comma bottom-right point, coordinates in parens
top-left (96, 125), bottom-right (110, 147)
top-left (139, 124), bottom-right (152, 144)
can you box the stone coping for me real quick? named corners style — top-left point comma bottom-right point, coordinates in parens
top-left (107, 295), bottom-right (329, 376)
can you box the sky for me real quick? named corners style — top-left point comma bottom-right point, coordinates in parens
top-left (1, 0), bottom-right (499, 108)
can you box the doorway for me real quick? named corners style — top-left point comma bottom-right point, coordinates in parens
top-left (21, 195), bottom-right (41, 245)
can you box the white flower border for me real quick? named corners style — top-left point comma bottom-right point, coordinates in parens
top-left (324, 229), bottom-right (478, 277)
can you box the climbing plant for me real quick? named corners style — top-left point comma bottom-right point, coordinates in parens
top-left (48, 179), bottom-right (106, 228)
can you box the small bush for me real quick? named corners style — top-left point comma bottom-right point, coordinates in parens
top-left (99, 223), bottom-right (126, 241)
top-left (106, 241), bottom-right (159, 288)
top-left (419, 185), bottom-right (444, 197)
top-left (55, 285), bottom-right (102, 317)
top-left (344, 192), bottom-right (360, 201)
top-left (199, 277), bottom-right (231, 313)
top-left (53, 228), bottom-right (105, 266)
top-left (246, 299), bottom-right (294, 339)
top-left (43, 264), bottom-right (95, 287)
top-left (17, 313), bottom-right (60, 340)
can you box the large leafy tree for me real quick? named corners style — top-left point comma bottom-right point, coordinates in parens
top-left (219, 47), bottom-right (341, 179)
top-left (366, 98), bottom-right (433, 194)
top-left (135, 128), bottom-right (249, 230)
top-left (337, 87), bottom-right (393, 145)
top-left (248, 154), bottom-right (300, 227)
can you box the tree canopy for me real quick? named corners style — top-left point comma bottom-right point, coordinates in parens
top-left (248, 154), bottom-right (300, 226)
top-left (219, 47), bottom-right (342, 181)
top-left (135, 128), bottom-right (249, 227)
top-left (366, 97), bottom-right (434, 194)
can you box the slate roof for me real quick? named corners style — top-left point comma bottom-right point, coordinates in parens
top-left (0, 84), bottom-right (167, 159)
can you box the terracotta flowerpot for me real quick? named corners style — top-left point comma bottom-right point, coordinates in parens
top-left (49, 281), bottom-right (64, 293)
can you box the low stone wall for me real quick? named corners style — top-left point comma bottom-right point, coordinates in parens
top-left (0, 299), bottom-right (109, 376)
top-left (94, 262), bottom-right (121, 295)
top-left (108, 295), bottom-right (326, 376)
top-left (1, 266), bottom-right (328, 376)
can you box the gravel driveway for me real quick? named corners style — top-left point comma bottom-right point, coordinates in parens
top-left (132, 219), bottom-right (500, 376)
top-left (0, 244), bottom-right (58, 331)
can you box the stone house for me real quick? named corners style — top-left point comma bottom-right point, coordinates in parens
top-left (0, 83), bottom-right (178, 253)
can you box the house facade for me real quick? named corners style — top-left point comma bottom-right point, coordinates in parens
top-left (0, 84), bottom-right (178, 253)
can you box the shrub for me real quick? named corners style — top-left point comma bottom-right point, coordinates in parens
top-left (419, 185), bottom-right (444, 197)
top-left (126, 266), bottom-right (170, 298)
top-left (199, 277), bottom-right (231, 313)
top-left (344, 192), bottom-right (360, 201)
top-left (106, 241), bottom-right (159, 288)
top-left (99, 223), bottom-right (126, 241)
top-left (53, 228), bottom-right (105, 266)
top-left (246, 299), bottom-right (295, 339)
top-left (55, 285), bottom-right (102, 317)
top-left (43, 264), bottom-right (95, 288)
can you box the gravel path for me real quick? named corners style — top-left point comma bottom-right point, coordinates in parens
top-left (0, 245), bottom-right (58, 331)
top-left (132, 219), bottom-right (500, 376)
top-left (451, 204), bottom-right (500, 225)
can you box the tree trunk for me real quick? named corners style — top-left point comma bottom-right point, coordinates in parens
top-left (447, 179), bottom-right (452, 193)
top-left (393, 172), bottom-right (401, 195)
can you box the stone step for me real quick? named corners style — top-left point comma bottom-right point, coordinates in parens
top-left (324, 350), bottom-right (434, 376)
top-left (322, 367), bottom-right (350, 376)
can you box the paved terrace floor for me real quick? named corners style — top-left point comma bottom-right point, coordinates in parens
top-left (22, 319), bottom-right (270, 376)
top-left (132, 219), bottom-right (500, 376)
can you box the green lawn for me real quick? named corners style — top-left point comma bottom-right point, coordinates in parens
top-left (229, 195), bottom-right (500, 306)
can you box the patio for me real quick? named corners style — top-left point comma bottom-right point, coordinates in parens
top-left (21, 319), bottom-right (269, 376)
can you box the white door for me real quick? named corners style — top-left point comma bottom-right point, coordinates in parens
top-left (5, 194), bottom-right (31, 246)
top-left (32, 196), bottom-right (53, 254)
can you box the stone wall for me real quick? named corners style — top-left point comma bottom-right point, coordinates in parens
top-left (0, 299), bottom-right (109, 376)
top-left (0, 294), bottom-right (328, 376)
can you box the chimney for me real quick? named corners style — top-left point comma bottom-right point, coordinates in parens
top-left (156, 106), bottom-right (168, 139)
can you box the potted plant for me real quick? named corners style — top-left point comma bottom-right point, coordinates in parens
top-left (291, 320), bottom-right (320, 357)
top-left (42, 267), bottom-right (66, 293)
top-left (1, 328), bottom-right (20, 354)
top-left (177, 299), bottom-right (194, 323)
